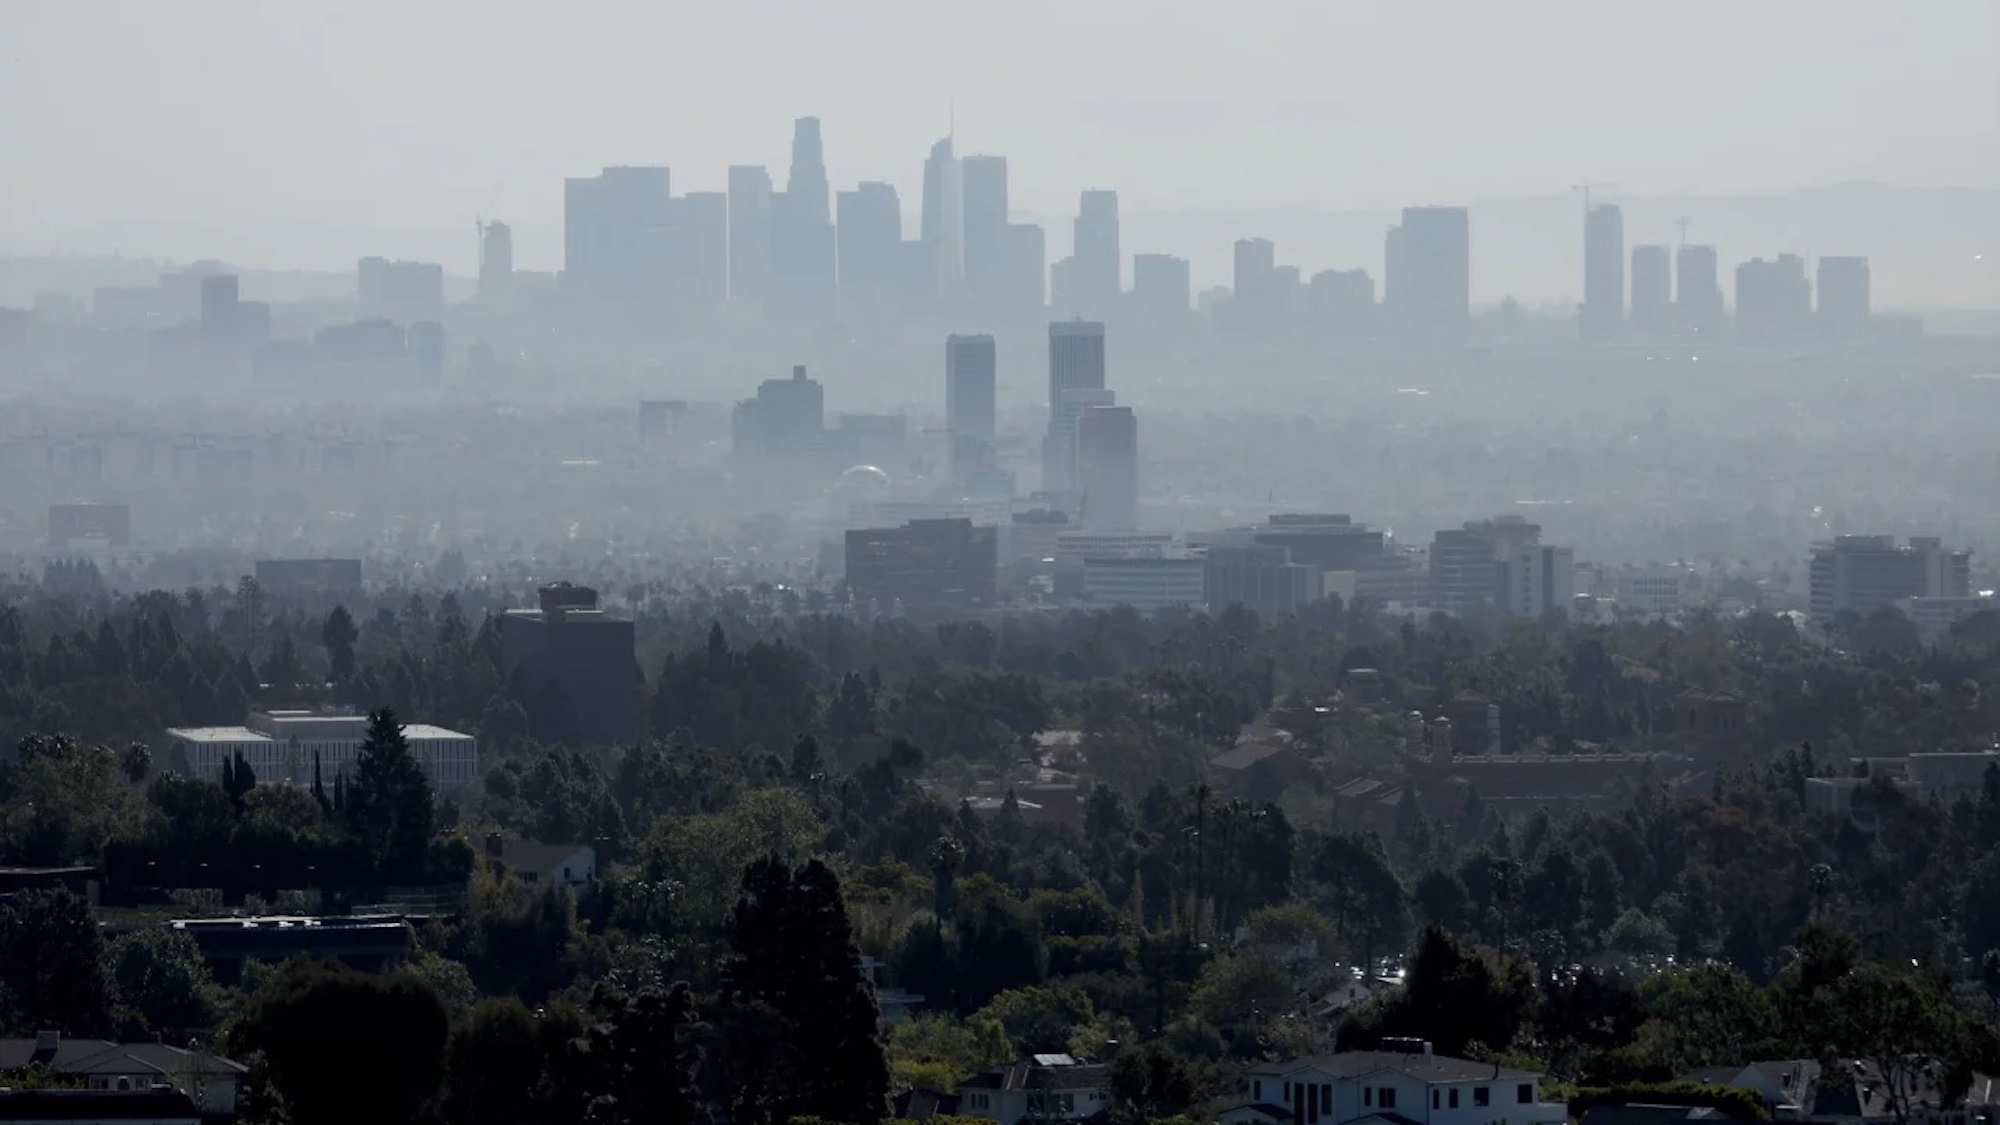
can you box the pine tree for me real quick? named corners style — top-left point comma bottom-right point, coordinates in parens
top-left (723, 857), bottom-right (888, 1125)
top-left (345, 708), bottom-right (435, 881)
top-left (312, 751), bottom-right (331, 815)
top-left (579, 981), bottom-right (707, 1125)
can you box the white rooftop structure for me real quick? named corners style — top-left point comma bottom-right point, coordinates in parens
top-left (163, 708), bottom-right (477, 792)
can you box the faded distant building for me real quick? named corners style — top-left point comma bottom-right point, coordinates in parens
top-left (357, 257), bottom-right (445, 322)
top-left (1075, 405), bottom-right (1138, 531)
top-left (497, 584), bottom-right (639, 744)
top-left (1580, 204), bottom-right (1624, 341)
top-left (1809, 535), bottom-right (1971, 623)
top-left (48, 502), bottom-right (130, 550)
top-left (1430, 516), bottom-right (1542, 616)
top-left (1082, 555), bottom-right (1205, 612)
top-left (844, 519), bottom-right (998, 612)
top-left (1387, 206), bottom-right (1470, 336)
top-left (1736, 254), bottom-right (1812, 342)
top-left (1629, 244), bottom-right (1672, 332)
top-left (1674, 244), bottom-right (1724, 332)
top-left (732, 364), bottom-right (827, 471)
top-left (1497, 545), bottom-right (1576, 620)
top-left (1204, 545), bottom-right (1326, 615)
top-left (1816, 256), bottom-right (1871, 337)
top-left (254, 558), bottom-right (363, 596)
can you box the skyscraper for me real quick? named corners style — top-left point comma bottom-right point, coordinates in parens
top-left (1072, 191), bottom-right (1121, 318)
top-left (199, 273), bottom-right (238, 341)
top-left (1580, 204), bottom-right (1624, 341)
top-left (563, 166), bottom-right (673, 297)
top-left (1736, 254), bottom-right (1812, 342)
top-left (1132, 253), bottom-right (1192, 328)
top-left (727, 165), bottom-right (774, 304)
top-left (477, 220), bottom-right (514, 304)
top-left (1008, 223), bottom-right (1047, 319)
top-left (1232, 237), bottom-right (1278, 327)
top-left (774, 119), bottom-right (835, 314)
top-left (676, 192), bottom-right (729, 306)
top-left (786, 117), bottom-right (829, 228)
top-left (837, 182), bottom-right (903, 296)
top-left (946, 334), bottom-right (997, 443)
top-left (1045, 321), bottom-right (1109, 495)
top-left (1630, 244), bottom-right (1671, 332)
top-left (1816, 256), bottom-right (1871, 337)
top-left (1076, 405), bottom-right (1139, 531)
top-left (962, 155), bottom-right (1010, 308)
top-left (1675, 244), bottom-right (1723, 332)
top-left (1392, 206), bottom-right (1470, 335)
top-left (920, 136), bottom-right (964, 298)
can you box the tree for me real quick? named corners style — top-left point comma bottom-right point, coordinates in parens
top-left (444, 998), bottom-right (548, 1125)
top-left (232, 958), bottom-right (450, 1125)
top-left (576, 981), bottom-right (706, 1125)
top-left (106, 926), bottom-right (227, 1040)
top-left (0, 889), bottom-right (114, 1037)
top-left (344, 707), bottom-right (435, 880)
top-left (221, 751), bottom-right (257, 811)
top-left (723, 856), bottom-right (889, 1125)
top-left (1818, 963), bottom-right (1987, 1125)
top-left (1340, 925), bottom-right (1537, 1058)
top-left (322, 606), bottom-right (359, 681)
top-left (1105, 1042), bottom-right (1200, 1124)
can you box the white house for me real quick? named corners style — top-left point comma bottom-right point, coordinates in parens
top-left (1225, 1045), bottom-right (1568, 1125)
top-left (0, 1033), bottom-right (246, 1117)
top-left (956, 1054), bottom-right (1108, 1125)
top-left (484, 835), bottom-right (595, 890)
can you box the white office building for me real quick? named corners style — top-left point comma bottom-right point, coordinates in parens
top-left (163, 709), bottom-right (478, 793)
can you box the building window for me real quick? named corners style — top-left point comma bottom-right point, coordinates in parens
top-left (1255, 1080), bottom-right (1263, 1100)
top-left (1380, 1087), bottom-right (1397, 1109)
top-left (1365, 1087), bottom-right (1373, 1107)
top-left (1475, 1086), bottom-right (1490, 1107)
top-left (1285, 1082), bottom-right (1292, 1101)
top-left (1518, 1083), bottom-right (1534, 1104)
top-left (1433, 1089), bottom-right (1441, 1109)
top-left (1321, 1085), bottom-right (1332, 1114)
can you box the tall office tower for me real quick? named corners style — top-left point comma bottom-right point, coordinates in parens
top-left (962, 155), bottom-right (1010, 306)
top-left (774, 118), bottom-right (836, 315)
top-left (836, 181), bottom-right (903, 297)
top-left (477, 220), bottom-right (514, 304)
top-left (727, 165), bottom-right (774, 304)
top-left (1132, 253), bottom-right (1192, 327)
top-left (1076, 405), bottom-right (1139, 531)
top-left (1629, 244), bottom-right (1672, 332)
top-left (731, 363), bottom-right (827, 472)
top-left (1816, 256), bottom-right (1871, 337)
top-left (1382, 224), bottom-right (1407, 314)
top-left (1045, 387), bottom-right (1113, 495)
top-left (564, 166), bottom-right (673, 297)
top-left (1047, 320), bottom-right (1107, 419)
top-left (920, 137), bottom-right (964, 297)
top-left (1430, 515), bottom-right (1542, 615)
top-left (1232, 238), bottom-right (1278, 326)
top-left (1808, 534), bottom-right (1971, 623)
top-left (1674, 243), bottom-right (1723, 331)
top-left (358, 257), bottom-right (447, 321)
top-left (1580, 203), bottom-right (1625, 341)
top-left (1008, 223), bottom-right (1047, 318)
top-left (676, 192), bottom-right (729, 305)
top-left (1393, 206), bottom-right (1470, 335)
top-left (199, 273), bottom-right (239, 340)
top-left (946, 334), bottom-right (997, 443)
top-left (1736, 254), bottom-right (1812, 342)
top-left (1306, 269), bottom-right (1375, 332)
top-left (1072, 190), bottom-right (1121, 317)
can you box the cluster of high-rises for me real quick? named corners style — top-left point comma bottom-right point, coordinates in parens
top-left (1579, 203), bottom-right (1874, 342)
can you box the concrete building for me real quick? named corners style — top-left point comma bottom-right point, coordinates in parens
top-left (732, 364), bottom-right (826, 466)
top-left (253, 557), bottom-right (362, 596)
top-left (357, 257), bottom-right (446, 321)
top-left (1816, 255), bottom-right (1871, 337)
top-left (1809, 535), bottom-right (1972, 623)
top-left (1081, 555), bottom-right (1205, 612)
top-left (1898, 595), bottom-right (1997, 644)
top-left (673, 190), bottom-right (730, 305)
top-left (1674, 243), bottom-right (1724, 333)
top-left (1497, 545), bottom-right (1576, 620)
top-left (1067, 190), bottom-right (1121, 319)
top-left (919, 136), bottom-right (964, 297)
top-left (1388, 206), bottom-right (1470, 335)
top-left (961, 154), bottom-right (1011, 310)
top-left (497, 583), bottom-right (639, 744)
top-left (727, 165), bottom-right (774, 304)
top-left (1075, 405), bottom-right (1138, 531)
top-left (1629, 244), bottom-right (1672, 332)
top-left (162, 708), bottom-right (478, 793)
top-left (1736, 254), bottom-right (1812, 342)
top-left (564, 166), bottom-right (674, 298)
top-left (1205, 545), bottom-right (1326, 615)
top-left (844, 518), bottom-right (998, 611)
top-left (477, 220), bottom-right (514, 303)
top-left (1429, 516), bottom-right (1542, 616)
top-left (1132, 253), bottom-right (1191, 328)
top-left (1613, 568), bottom-right (1687, 619)
top-left (945, 333), bottom-right (996, 445)
top-left (837, 181), bottom-right (904, 297)
top-left (48, 501), bottom-right (130, 550)
top-left (1580, 204), bottom-right (1624, 341)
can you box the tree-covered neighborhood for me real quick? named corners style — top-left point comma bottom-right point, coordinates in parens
top-left (4, 580), bottom-right (2000, 1124)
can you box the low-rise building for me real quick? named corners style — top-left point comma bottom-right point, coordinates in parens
top-left (481, 834), bottom-right (596, 890)
top-left (162, 708), bottom-right (478, 793)
top-left (0, 1032), bottom-right (247, 1118)
top-left (956, 1054), bottom-right (1108, 1125)
top-left (1229, 1045), bottom-right (1567, 1125)
top-left (1081, 555), bottom-right (1205, 611)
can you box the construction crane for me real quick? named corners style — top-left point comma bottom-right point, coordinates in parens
top-left (1572, 182), bottom-right (1620, 214)
top-left (1675, 217), bottom-right (1692, 247)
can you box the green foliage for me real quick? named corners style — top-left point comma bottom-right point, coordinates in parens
top-left (976, 984), bottom-right (1096, 1055)
top-left (106, 924), bottom-right (228, 1040)
top-left (344, 707), bottom-right (436, 881)
top-left (0, 888), bottom-right (113, 1037)
top-left (1569, 1082), bottom-right (1770, 1121)
top-left (885, 1013), bottom-right (1013, 1092)
top-left (232, 957), bottom-right (451, 1125)
top-left (637, 786), bottom-right (821, 933)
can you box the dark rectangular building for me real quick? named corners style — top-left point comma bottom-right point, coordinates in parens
top-left (844, 519), bottom-right (999, 611)
top-left (497, 584), bottom-right (639, 744)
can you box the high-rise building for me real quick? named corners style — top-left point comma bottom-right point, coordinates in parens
top-left (844, 518), bottom-right (999, 611)
top-left (477, 221), bottom-right (514, 304)
top-left (920, 137), bottom-right (964, 298)
top-left (774, 118), bottom-right (835, 314)
top-left (731, 364), bottom-right (826, 467)
top-left (786, 117), bottom-right (829, 228)
top-left (1203, 545), bottom-right (1326, 616)
top-left (1630, 244), bottom-right (1672, 332)
top-left (961, 155), bottom-right (1009, 307)
top-left (563, 166), bottom-right (673, 297)
top-left (727, 165), bottom-right (774, 304)
top-left (1497, 545), bottom-right (1576, 620)
top-left (358, 257), bottom-right (446, 321)
top-left (1045, 387), bottom-right (1114, 497)
top-left (1007, 223), bottom-right (1047, 319)
top-left (1392, 206), bottom-right (1470, 335)
top-left (945, 334), bottom-right (997, 444)
top-left (1809, 535), bottom-right (1971, 623)
top-left (675, 192), bottom-right (729, 306)
top-left (1817, 256), bottom-right (1871, 337)
top-left (1047, 320), bottom-right (1107, 419)
top-left (1736, 254), bottom-right (1812, 342)
top-left (1232, 238), bottom-right (1278, 326)
top-left (1430, 516), bottom-right (1542, 615)
top-left (1306, 269), bottom-right (1375, 333)
top-left (1076, 404), bottom-right (1139, 531)
top-left (199, 274), bottom-right (238, 341)
top-left (1132, 253), bottom-right (1192, 328)
top-left (1580, 204), bottom-right (1624, 341)
top-left (837, 182), bottom-right (903, 297)
top-left (1675, 244), bottom-right (1723, 332)
top-left (1071, 190), bottom-right (1121, 318)
top-left (498, 584), bottom-right (639, 744)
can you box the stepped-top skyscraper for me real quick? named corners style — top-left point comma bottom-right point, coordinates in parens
top-left (921, 136), bottom-right (964, 297)
top-left (774, 118), bottom-right (835, 313)
top-left (787, 117), bottom-right (829, 227)
top-left (1580, 204), bottom-right (1625, 340)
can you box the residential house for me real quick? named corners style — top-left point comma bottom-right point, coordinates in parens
top-left (956, 1054), bottom-right (1108, 1125)
top-left (0, 1033), bottom-right (246, 1117)
top-left (1224, 1045), bottom-right (1567, 1125)
top-left (483, 834), bottom-right (596, 890)
top-left (1681, 1059), bottom-right (2000, 1124)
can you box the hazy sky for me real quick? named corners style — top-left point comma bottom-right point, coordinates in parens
top-left (3, 0), bottom-right (1996, 265)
